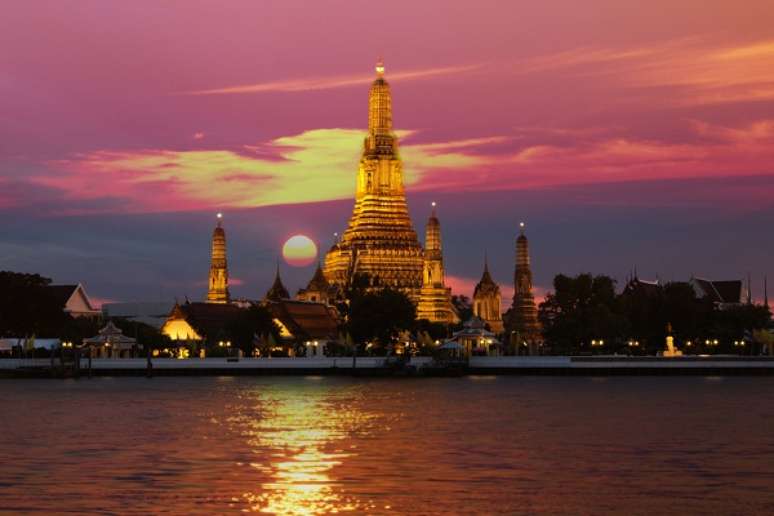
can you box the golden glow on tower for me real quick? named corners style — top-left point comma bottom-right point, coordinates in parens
top-left (324, 61), bottom-right (424, 299)
top-left (473, 257), bottom-right (503, 333)
top-left (507, 222), bottom-right (541, 345)
top-left (207, 213), bottom-right (230, 303)
top-left (417, 203), bottom-right (458, 323)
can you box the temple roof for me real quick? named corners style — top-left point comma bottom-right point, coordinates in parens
top-left (265, 264), bottom-right (290, 301)
top-left (305, 263), bottom-right (330, 292)
top-left (169, 301), bottom-right (243, 339)
top-left (474, 259), bottom-right (500, 297)
top-left (691, 277), bottom-right (742, 304)
top-left (267, 300), bottom-right (339, 341)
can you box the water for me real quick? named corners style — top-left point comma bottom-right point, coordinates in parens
top-left (1, 376), bottom-right (774, 515)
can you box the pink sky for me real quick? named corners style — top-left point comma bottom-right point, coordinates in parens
top-left (1, 1), bottom-right (773, 302)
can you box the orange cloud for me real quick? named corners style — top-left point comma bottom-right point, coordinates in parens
top-left (509, 38), bottom-right (774, 106)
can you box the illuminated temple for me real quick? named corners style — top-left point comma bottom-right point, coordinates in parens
top-left (416, 204), bottom-right (459, 323)
top-left (207, 213), bottom-right (229, 304)
top-left (505, 223), bottom-right (541, 349)
top-left (323, 61), bottom-right (424, 301)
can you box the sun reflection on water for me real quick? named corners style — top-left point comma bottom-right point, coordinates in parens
top-left (229, 386), bottom-right (374, 514)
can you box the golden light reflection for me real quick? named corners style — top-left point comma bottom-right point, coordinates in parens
top-left (231, 388), bottom-right (375, 514)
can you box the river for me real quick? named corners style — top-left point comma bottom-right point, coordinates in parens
top-left (1, 376), bottom-right (773, 514)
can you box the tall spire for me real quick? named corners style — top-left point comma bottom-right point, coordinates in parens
top-left (422, 203), bottom-right (444, 286)
top-left (747, 272), bottom-right (753, 304)
top-left (366, 58), bottom-right (395, 156)
top-left (417, 203), bottom-right (458, 324)
top-left (323, 60), bottom-right (423, 302)
top-left (264, 259), bottom-right (289, 302)
top-left (508, 221), bottom-right (541, 350)
top-left (207, 213), bottom-right (229, 304)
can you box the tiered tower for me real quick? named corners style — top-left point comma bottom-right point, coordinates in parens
top-left (323, 61), bottom-right (424, 301)
top-left (207, 213), bottom-right (230, 304)
top-left (417, 203), bottom-right (458, 323)
top-left (473, 256), bottom-right (504, 333)
top-left (508, 222), bottom-right (541, 349)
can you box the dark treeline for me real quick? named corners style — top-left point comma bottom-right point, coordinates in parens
top-left (539, 273), bottom-right (772, 355)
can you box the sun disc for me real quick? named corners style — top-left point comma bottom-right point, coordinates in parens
top-left (282, 234), bottom-right (318, 267)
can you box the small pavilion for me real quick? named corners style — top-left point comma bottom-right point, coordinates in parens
top-left (444, 317), bottom-right (503, 357)
top-left (82, 321), bottom-right (138, 358)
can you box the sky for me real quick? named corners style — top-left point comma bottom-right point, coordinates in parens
top-left (1, 0), bottom-right (773, 307)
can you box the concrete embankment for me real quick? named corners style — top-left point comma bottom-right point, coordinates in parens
top-left (2, 356), bottom-right (774, 377)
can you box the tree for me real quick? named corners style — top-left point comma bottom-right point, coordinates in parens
top-left (348, 288), bottom-right (416, 351)
top-left (451, 295), bottom-right (473, 323)
top-left (226, 304), bottom-right (278, 356)
top-left (0, 271), bottom-right (71, 339)
top-left (538, 273), bottom-right (626, 354)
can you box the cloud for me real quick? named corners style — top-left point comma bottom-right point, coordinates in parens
top-left (409, 119), bottom-right (774, 195)
top-left (509, 38), bottom-right (774, 106)
top-left (34, 128), bottom-right (481, 214)
top-left (18, 116), bottom-right (774, 216)
top-left (182, 64), bottom-right (481, 95)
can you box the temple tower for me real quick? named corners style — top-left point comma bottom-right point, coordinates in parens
top-left (473, 256), bottom-right (504, 333)
top-left (323, 60), bottom-right (424, 301)
top-left (207, 213), bottom-right (230, 304)
top-left (417, 203), bottom-right (458, 323)
top-left (507, 222), bottom-right (541, 351)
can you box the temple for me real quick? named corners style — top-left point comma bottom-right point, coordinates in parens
top-left (296, 262), bottom-right (338, 305)
top-left (505, 222), bottom-right (541, 351)
top-left (264, 262), bottom-right (290, 302)
top-left (207, 213), bottom-right (230, 304)
top-left (416, 203), bottom-right (458, 323)
top-left (473, 256), bottom-right (504, 333)
top-left (323, 60), bottom-right (424, 301)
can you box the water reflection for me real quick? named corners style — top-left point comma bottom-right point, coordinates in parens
top-left (231, 384), bottom-right (373, 514)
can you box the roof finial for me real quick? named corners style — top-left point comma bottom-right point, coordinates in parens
top-left (216, 212), bottom-right (223, 227)
top-left (431, 201), bottom-right (437, 217)
top-left (519, 221), bottom-right (525, 236)
top-left (376, 57), bottom-right (385, 77)
top-left (484, 250), bottom-right (489, 273)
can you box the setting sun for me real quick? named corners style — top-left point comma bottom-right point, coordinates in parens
top-left (282, 234), bottom-right (318, 267)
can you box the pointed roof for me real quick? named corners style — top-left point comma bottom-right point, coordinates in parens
top-left (265, 262), bottom-right (290, 301)
top-left (306, 262), bottom-right (330, 291)
top-left (474, 257), bottom-right (500, 297)
top-left (267, 299), bottom-right (339, 341)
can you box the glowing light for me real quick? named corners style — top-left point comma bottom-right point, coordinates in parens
top-left (233, 391), bottom-right (372, 513)
top-left (282, 235), bottom-right (318, 267)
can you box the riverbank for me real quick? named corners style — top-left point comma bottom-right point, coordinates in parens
top-left (2, 355), bottom-right (774, 377)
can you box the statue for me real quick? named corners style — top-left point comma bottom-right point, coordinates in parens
top-left (663, 322), bottom-right (683, 357)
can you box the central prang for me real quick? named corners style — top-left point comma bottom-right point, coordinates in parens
top-left (323, 61), bottom-right (425, 302)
